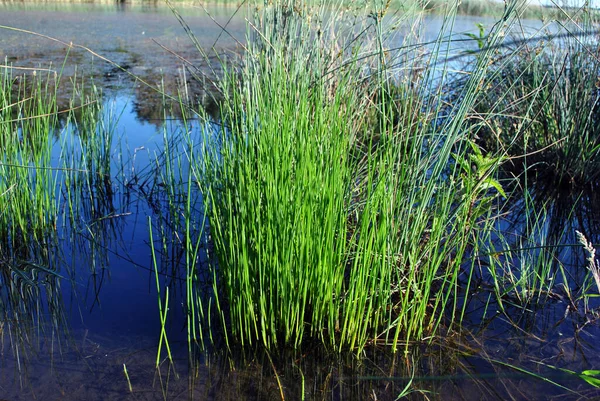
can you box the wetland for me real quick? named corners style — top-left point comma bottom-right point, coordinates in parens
top-left (0, 1), bottom-right (599, 400)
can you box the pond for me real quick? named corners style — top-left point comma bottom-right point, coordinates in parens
top-left (0, 2), bottom-right (599, 400)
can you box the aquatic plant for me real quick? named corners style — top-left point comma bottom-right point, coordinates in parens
top-left (454, 8), bottom-right (600, 315)
top-left (0, 67), bottom-right (60, 245)
top-left (576, 230), bottom-right (600, 295)
top-left (479, 192), bottom-right (561, 308)
top-left (196, 0), bottom-right (522, 353)
top-left (471, 10), bottom-right (600, 192)
top-left (0, 65), bottom-right (122, 373)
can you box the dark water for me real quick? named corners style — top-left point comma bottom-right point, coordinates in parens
top-left (0, 3), bottom-right (599, 400)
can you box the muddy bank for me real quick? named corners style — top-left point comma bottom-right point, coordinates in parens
top-left (0, 2), bottom-right (244, 121)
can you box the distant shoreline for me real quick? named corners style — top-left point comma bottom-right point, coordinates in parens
top-left (0, 0), bottom-right (592, 20)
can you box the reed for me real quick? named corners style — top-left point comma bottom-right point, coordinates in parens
top-left (137, 88), bottom-right (209, 366)
top-left (480, 192), bottom-right (560, 308)
top-left (455, 9), bottom-right (600, 312)
top-left (197, 0), bottom-right (523, 353)
top-left (0, 65), bottom-right (119, 365)
top-left (471, 10), bottom-right (600, 192)
top-left (0, 67), bottom-right (60, 246)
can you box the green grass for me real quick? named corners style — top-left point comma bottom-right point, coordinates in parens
top-left (471, 9), bottom-right (600, 191)
top-left (0, 68), bottom-right (60, 245)
top-left (192, 0), bottom-right (526, 353)
top-left (0, 65), bottom-right (119, 364)
top-left (2, 0), bottom-right (599, 397)
top-left (0, 68), bottom-right (110, 247)
top-left (459, 9), bottom-right (600, 310)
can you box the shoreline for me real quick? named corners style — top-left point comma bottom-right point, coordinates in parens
top-left (0, 0), bottom-right (573, 19)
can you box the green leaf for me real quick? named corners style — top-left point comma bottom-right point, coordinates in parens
top-left (548, 365), bottom-right (600, 388)
top-left (482, 177), bottom-right (506, 198)
top-left (452, 153), bottom-right (471, 175)
top-left (579, 372), bottom-right (600, 388)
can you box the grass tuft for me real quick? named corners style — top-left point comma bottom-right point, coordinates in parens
top-left (197, 0), bottom-right (523, 353)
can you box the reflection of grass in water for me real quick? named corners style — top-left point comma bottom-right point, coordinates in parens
top-left (200, 330), bottom-right (598, 400)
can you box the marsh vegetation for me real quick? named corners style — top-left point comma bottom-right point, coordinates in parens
top-left (1, 0), bottom-right (600, 399)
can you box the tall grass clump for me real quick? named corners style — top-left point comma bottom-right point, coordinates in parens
top-left (0, 66), bottom-right (116, 362)
top-left (0, 66), bottom-right (114, 252)
top-left (0, 67), bottom-right (60, 247)
top-left (0, 67), bottom-right (76, 373)
top-left (480, 190), bottom-right (561, 308)
top-left (447, 8), bottom-right (600, 321)
top-left (62, 81), bottom-right (114, 220)
top-left (472, 10), bottom-right (600, 192)
top-left (199, 0), bottom-right (522, 353)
